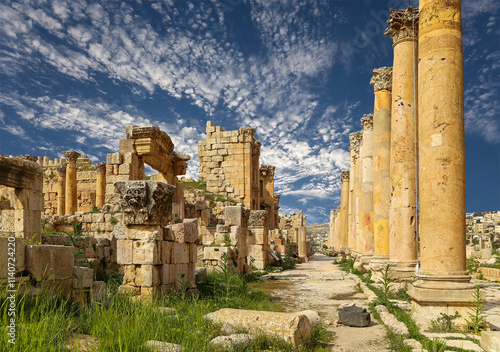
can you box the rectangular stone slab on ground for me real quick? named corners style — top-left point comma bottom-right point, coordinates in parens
top-left (204, 308), bottom-right (311, 346)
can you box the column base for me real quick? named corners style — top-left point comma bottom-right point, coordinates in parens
top-left (408, 275), bottom-right (474, 329)
top-left (388, 261), bottom-right (417, 280)
top-left (369, 256), bottom-right (389, 282)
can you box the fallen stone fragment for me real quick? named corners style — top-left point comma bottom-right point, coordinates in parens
top-left (209, 334), bottom-right (254, 350)
top-left (145, 340), bottom-right (183, 352)
top-left (297, 310), bottom-right (322, 327)
top-left (338, 305), bottom-right (371, 327)
top-left (221, 322), bottom-right (238, 335)
top-left (375, 305), bottom-right (409, 335)
top-left (203, 308), bottom-right (311, 346)
top-left (404, 338), bottom-right (422, 349)
top-left (481, 331), bottom-right (500, 352)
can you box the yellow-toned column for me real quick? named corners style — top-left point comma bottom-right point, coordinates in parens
top-left (95, 162), bottom-right (106, 208)
top-left (339, 171), bottom-right (350, 250)
top-left (353, 134), bottom-right (362, 254)
top-left (56, 164), bottom-right (66, 215)
top-left (369, 67), bottom-right (393, 275)
top-left (329, 209), bottom-right (336, 249)
top-left (298, 227), bottom-right (308, 260)
top-left (408, 0), bottom-right (473, 328)
top-left (359, 115), bottom-right (374, 263)
top-left (64, 150), bottom-right (80, 215)
top-left (348, 132), bottom-right (362, 256)
top-left (385, 7), bottom-right (419, 279)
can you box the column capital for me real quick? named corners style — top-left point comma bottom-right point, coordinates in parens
top-left (56, 164), bottom-right (66, 176)
top-left (349, 131), bottom-right (363, 159)
top-left (341, 171), bottom-right (350, 182)
top-left (385, 7), bottom-right (419, 45)
top-left (361, 114), bottom-right (373, 131)
top-left (370, 67), bottom-right (393, 92)
top-left (95, 162), bottom-right (106, 175)
top-left (63, 150), bottom-right (81, 163)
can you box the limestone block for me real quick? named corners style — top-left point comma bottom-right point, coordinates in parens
top-left (144, 341), bottom-right (183, 352)
top-left (26, 245), bottom-right (75, 281)
top-left (481, 331), bottom-right (500, 352)
top-left (73, 266), bottom-right (94, 288)
top-left (161, 264), bottom-right (173, 284)
top-left (137, 265), bottom-right (160, 287)
top-left (118, 284), bottom-right (140, 296)
top-left (133, 240), bottom-right (160, 265)
top-left (91, 281), bottom-right (107, 301)
top-left (209, 334), bottom-right (253, 350)
top-left (161, 241), bottom-right (172, 264)
top-left (112, 224), bottom-right (163, 241)
top-left (118, 163), bottom-right (131, 175)
top-left (194, 200), bottom-right (207, 211)
top-left (106, 152), bottom-right (122, 165)
top-left (189, 244), bottom-right (197, 263)
top-left (168, 222), bottom-right (197, 243)
top-left (204, 309), bottom-right (311, 346)
top-left (217, 224), bottom-right (230, 233)
top-left (204, 247), bottom-right (233, 261)
top-left (248, 245), bottom-right (266, 261)
top-left (116, 240), bottom-right (133, 264)
top-left (171, 242), bottom-right (189, 264)
top-left (122, 265), bottom-right (136, 285)
top-left (0, 237), bottom-right (25, 278)
top-left (91, 213), bottom-right (105, 223)
top-left (225, 206), bottom-right (248, 227)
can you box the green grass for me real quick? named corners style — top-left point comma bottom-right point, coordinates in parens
top-left (179, 179), bottom-right (237, 208)
top-left (1, 260), bottom-right (331, 351)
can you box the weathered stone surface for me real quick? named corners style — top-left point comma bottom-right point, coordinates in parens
top-left (248, 210), bottom-right (268, 227)
top-left (73, 266), bottom-right (94, 288)
top-left (224, 206), bottom-right (250, 227)
top-left (133, 239), bottom-right (160, 265)
top-left (204, 308), bottom-right (311, 346)
top-left (114, 181), bottom-right (175, 225)
top-left (338, 305), bottom-right (371, 327)
top-left (116, 239), bottom-right (133, 264)
top-left (209, 334), bottom-right (253, 350)
top-left (168, 222), bottom-right (197, 243)
top-left (297, 310), bottom-right (321, 327)
top-left (144, 340), bottom-right (183, 352)
top-left (204, 247), bottom-right (233, 261)
top-left (375, 305), bottom-right (408, 335)
top-left (481, 331), bottom-right (500, 352)
top-left (0, 237), bottom-right (25, 278)
top-left (26, 245), bottom-right (74, 281)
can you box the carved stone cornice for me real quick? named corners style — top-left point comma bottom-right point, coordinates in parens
top-left (114, 181), bottom-right (175, 225)
top-left (385, 7), bottom-right (419, 45)
top-left (95, 162), bottom-right (106, 175)
top-left (260, 165), bottom-right (276, 177)
top-left (248, 210), bottom-right (268, 227)
top-left (361, 114), bottom-right (373, 131)
top-left (63, 150), bottom-right (81, 163)
top-left (56, 165), bottom-right (66, 176)
top-left (370, 67), bottom-right (393, 92)
top-left (17, 154), bottom-right (37, 162)
top-left (341, 171), bottom-right (350, 182)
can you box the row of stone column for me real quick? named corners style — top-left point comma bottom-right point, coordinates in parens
top-left (329, 1), bottom-right (472, 327)
top-left (56, 151), bottom-right (106, 216)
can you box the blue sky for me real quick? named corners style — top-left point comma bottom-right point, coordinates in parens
top-left (0, 0), bottom-right (498, 224)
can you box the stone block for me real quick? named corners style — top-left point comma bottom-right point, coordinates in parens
top-left (204, 308), bottom-right (311, 346)
top-left (138, 265), bottom-right (160, 287)
top-left (26, 245), bottom-right (74, 281)
top-left (338, 306), bottom-right (371, 327)
top-left (122, 265), bottom-right (136, 285)
top-left (190, 244), bottom-right (197, 263)
top-left (73, 266), bottom-right (94, 288)
top-left (224, 206), bottom-right (246, 227)
top-left (161, 241), bottom-right (172, 264)
top-left (106, 152), bottom-right (122, 165)
top-left (481, 331), bottom-right (500, 352)
top-left (116, 240), bottom-right (133, 264)
top-left (133, 240), bottom-right (160, 265)
top-left (112, 224), bottom-right (162, 241)
top-left (171, 242), bottom-right (189, 264)
top-left (217, 224), bottom-right (230, 233)
top-left (0, 237), bottom-right (25, 278)
top-left (168, 222), bottom-right (197, 243)
top-left (204, 247), bottom-right (233, 261)
top-left (161, 264), bottom-right (173, 284)
top-left (91, 281), bottom-right (107, 301)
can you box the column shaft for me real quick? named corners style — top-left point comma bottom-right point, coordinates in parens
top-left (64, 151), bottom-right (80, 215)
top-left (360, 115), bottom-right (374, 258)
top-left (339, 171), bottom-right (350, 249)
top-left (96, 162), bottom-right (106, 208)
top-left (56, 165), bottom-right (66, 215)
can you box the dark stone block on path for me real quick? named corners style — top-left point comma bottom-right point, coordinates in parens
top-left (338, 305), bottom-right (371, 327)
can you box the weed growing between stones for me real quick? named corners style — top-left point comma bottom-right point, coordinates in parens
top-left (465, 284), bottom-right (487, 334)
top-left (429, 312), bottom-right (461, 333)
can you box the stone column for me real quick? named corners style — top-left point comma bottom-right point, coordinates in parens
top-left (353, 133), bottom-right (362, 255)
top-left (95, 162), bottom-right (106, 208)
top-left (385, 7), bottom-right (419, 278)
top-left (339, 171), bottom-right (350, 250)
top-left (64, 150), bottom-right (80, 215)
top-left (348, 132), bottom-right (362, 255)
top-left (408, 0), bottom-right (473, 328)
top-left (56, 165), bottom-right (66, 215)
top-left (370, 67), bottom-right (393, 275)
top-left (297, 227), bottom-right (308, 261)
top-left (359, 115), bottom-right (374, 263)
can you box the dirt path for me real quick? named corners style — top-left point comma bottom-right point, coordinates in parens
top-left (260, 253), bottom-right (389, 352)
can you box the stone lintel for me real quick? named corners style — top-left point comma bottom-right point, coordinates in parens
top-left (126, 125), bottom-right (174, 154)
top-left (0, 154), bottom-right (42, 189)
top-left (385, 7), bottom-right (419, 45)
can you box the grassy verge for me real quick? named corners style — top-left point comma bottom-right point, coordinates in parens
top-left (179, 179), bottom-right (237, 208)
top-left (1, 261), bottom-right (330, 351)
top-left (336, 258), bottom-right (479, 352)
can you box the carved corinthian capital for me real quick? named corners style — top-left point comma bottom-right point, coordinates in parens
top-left (370, 67), bottom-right (393, 92)
top-left (63, 150), bottom-right (81, 163)
top-left (341, 171), bottom-right (350, 182)
top-left (361, 114), bottom-right (374, 131)
top-left (385, 7), bottom-right (419, 45)
top-left (114, 181), bottom-right (175, 225)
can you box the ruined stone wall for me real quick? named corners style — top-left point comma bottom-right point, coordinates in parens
top-left (198, 121), bottom-right (261, 209)
top-left (43, 211), bottom-right (123, 239)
